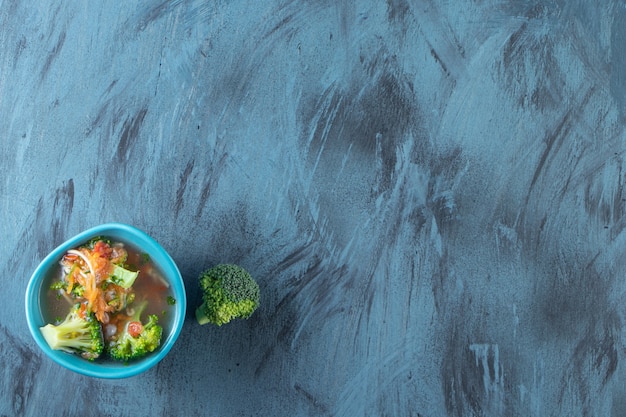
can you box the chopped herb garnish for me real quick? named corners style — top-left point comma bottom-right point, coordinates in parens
top-left (85, 236), bottom-right (112, 249)
top-left (141, 253), bottom-right (150, 264)
top-left (166, 296), bottom-right (176, 305)
top-left (50, 281), bottom-right (66, 290)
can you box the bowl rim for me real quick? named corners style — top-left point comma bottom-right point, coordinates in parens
top-left (24, 222), bottom-right (186, 379)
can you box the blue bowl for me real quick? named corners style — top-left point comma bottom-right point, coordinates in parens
top-left (25, 223), bottom-right (186, 379)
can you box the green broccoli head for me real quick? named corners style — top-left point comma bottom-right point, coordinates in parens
top-left (108, 301), bottom-right (163, 362)
top-left (40, 304), bottom-right (104, 361)
top-left (195, 264), bottom-right (260, 326)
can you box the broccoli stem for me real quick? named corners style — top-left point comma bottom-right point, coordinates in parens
top-left (129, 299), bottom-right (148, 322)
top-left (195, 304), bottom-right (211, 325)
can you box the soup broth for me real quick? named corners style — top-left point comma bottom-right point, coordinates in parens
top-left (42, 237), bottom-right (176, 361)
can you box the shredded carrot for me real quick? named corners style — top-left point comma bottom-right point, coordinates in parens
top-left (64, 245), bottom-right (116, 322)
top-left (78, 302), bottom-right (88, 319)
top-left (93, 288), bottom-right (114, 322)
top-left (66, 267), bottom-right (75, 295)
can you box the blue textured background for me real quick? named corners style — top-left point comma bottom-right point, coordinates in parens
top-left (2, 1), bottom-right (626, 416)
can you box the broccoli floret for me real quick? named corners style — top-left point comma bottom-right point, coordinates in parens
top-left (40, 304), bottom-right (104, 361)
top-left (195, 264), bottom-right (260, 326)
top-left (108, 300), bottom-right (163, 362)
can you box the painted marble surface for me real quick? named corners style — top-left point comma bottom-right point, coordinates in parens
top-left (2, 1), bottom-right (626, 416)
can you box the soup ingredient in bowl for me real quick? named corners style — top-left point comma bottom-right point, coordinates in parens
top-left (40, 303), bottom-right (104, 361)
top-left (51, 237), bottom-right (138, 323)
top-left (195, 264), bottom-right (260, 326)
top-left (108, 300), bottom-right (163, 362)
top-left (40, 237), bottom-right (166, 362)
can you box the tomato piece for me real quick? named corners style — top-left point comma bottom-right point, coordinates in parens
top-left (93, 240), bottom-right (112, 258)
top-left (127, 321), bottom-right (143, 338)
